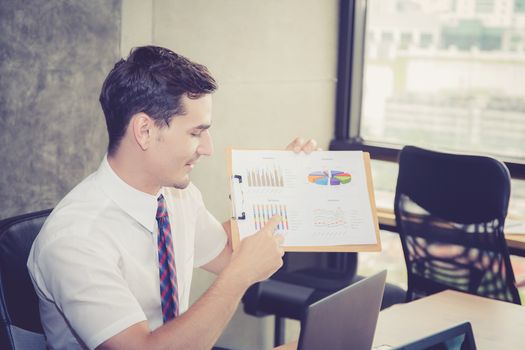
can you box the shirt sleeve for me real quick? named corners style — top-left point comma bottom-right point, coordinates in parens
top-left (190, 185), bottom-right (228, 267)
top-left (34, 235), bottom-right (147, 349)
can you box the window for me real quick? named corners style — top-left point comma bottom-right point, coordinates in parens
top-left (419, 32), bottom-right (433, 48)
top-left (332, 0), bottom-right (525, 217)
top-left (400, 32), bottom-right (413, 50)
top-left (516, 0), bottom-right (525, 12)
top-left (475, 0), bottom-right (495, 14)
top-left (335, 0), bottom-right (525, 294)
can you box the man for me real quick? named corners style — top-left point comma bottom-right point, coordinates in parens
top-left (27, 45), bottom-right (317, 349)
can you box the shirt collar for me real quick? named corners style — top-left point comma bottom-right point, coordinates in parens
top-left (95, 155), bottom-right (160, 233)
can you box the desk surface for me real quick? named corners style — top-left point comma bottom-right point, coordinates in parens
top-left (277, 290), bottom-right (525, 350)
top-left (373, 290), bottom-right (525, 349)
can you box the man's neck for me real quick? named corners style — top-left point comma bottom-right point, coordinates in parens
top-left (107, 152), bottom-right (161, 196)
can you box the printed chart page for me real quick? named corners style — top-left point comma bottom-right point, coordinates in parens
top-left (230, 150), bottom-right (378, 247)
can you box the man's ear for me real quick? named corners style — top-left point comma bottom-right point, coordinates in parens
top-left (131, 113), bottom-right (153, 151)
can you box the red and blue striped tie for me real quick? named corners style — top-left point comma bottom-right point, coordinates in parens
top-left (156, 194), bottom-right (179, 322)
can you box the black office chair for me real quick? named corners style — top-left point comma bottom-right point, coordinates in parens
top-left (395, 146), bottom-right (521, 304)
top-left (242, 251), bottom-right (406, 346)
top-left (0, 209), bottom-right (52, 350)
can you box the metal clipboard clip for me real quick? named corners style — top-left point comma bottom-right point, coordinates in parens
top-left (231, 174), bottom-right (246, 220)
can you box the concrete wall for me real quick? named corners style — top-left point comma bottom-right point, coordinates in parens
top-left (122, 1), bottom-right (339, 348)
top-left (0, 0), bottom-right (121, 219)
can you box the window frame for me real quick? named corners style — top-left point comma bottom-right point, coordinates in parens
top-left (330, 0), bottom-right (525, 180)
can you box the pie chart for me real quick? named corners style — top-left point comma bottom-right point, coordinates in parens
top-left (308, 170), bottom-right (351, 186)
top-left (307, 171), bottom-right (329, 185)
top-left (331, 171), bottom-right (351, 185)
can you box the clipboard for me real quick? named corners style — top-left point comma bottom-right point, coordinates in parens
top-left (226, 148), bottom-right (381, 252)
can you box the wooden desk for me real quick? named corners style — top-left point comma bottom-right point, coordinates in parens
top-left (373, 290), bottom-right (525, 349)
top-left (506, 234), bottom-right (525, 255)
top-left (376, 209), bottom-right (525, 256)
top-left (277, 290), bottom-right (525, 350)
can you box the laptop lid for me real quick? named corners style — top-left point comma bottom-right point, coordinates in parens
top-left (390, 321), bottom-right (477, 350)
top-left (298, 270), bottom-right (387, 350)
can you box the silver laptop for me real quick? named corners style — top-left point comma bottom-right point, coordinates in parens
top-left (298, 270), bottom-right (387, 350)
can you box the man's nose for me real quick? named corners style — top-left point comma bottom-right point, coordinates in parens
top-left (198, 131), bottom-right (213, 156)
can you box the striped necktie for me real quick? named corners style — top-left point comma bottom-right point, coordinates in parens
top-left (156, 194), bottom-right (179, 322)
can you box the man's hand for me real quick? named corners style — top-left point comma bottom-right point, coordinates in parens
top-left (224, 216), bottom-right (284, 289)
top-left (286, 137), bottom-right (321, 154)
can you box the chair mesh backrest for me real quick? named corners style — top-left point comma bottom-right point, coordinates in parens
top-left (394, 146), bottom-right (520, 304)
top-left (0, 209), bottom-right (52, 335)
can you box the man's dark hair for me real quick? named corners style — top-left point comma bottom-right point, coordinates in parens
top-left (99, 46), bottom-right (217, 155)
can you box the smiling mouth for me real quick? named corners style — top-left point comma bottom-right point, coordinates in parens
top-left (186, 159), bottom-right (199, 169)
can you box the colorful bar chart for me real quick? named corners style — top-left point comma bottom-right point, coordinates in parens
top-left (246, 166), bottom-right (284, 187)
top-left (252, 203), bottom-right (289, 230)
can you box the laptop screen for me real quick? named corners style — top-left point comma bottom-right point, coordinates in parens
top-left (389, 321), bottom-right (477, 350)
top-left (298, 270), bottom-right (387, 350)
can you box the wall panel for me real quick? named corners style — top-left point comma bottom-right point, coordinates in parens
top-left (0, 0), bottom-right (121, 218)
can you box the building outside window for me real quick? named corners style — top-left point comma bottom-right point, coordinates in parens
top-left (345, 0), bottom-right (525, 294)
top-left (358, 0), bottom-right (525, 216)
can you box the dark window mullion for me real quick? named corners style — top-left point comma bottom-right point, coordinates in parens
top-left (334, 0), bottom-right (354, 141)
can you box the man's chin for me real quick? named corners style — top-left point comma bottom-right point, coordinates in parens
top-left (171, 177), bottom-right (191, 189)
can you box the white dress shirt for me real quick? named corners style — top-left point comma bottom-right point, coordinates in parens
top-left (27, 157), bottom-right (227, 350)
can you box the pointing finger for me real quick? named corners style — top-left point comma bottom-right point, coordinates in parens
top-left (274, 234), bottom-right (285, 257)
top-left (275, 234), bottom-right (284, 245)
top-left (263, 215), bottom-right (282, 234)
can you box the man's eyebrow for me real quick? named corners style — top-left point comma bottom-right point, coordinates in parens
top-left (194, 124), bottom-right (212, 130)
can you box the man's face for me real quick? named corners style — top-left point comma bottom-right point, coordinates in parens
top-left (147, 94), bottom-right (214, 189)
